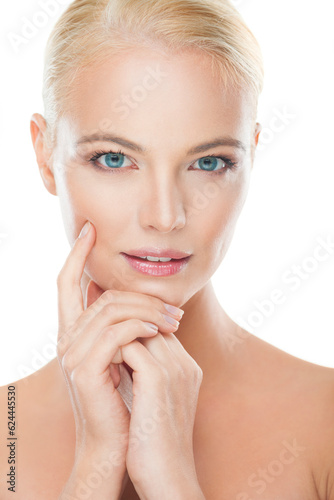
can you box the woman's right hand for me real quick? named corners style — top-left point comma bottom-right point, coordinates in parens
top-left (56, 220), bottom-right (183, 499)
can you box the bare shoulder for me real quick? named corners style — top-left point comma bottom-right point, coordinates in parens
top-left (244, 331), bottom-right (334, 497)
top-left (241, 329), bottom-right (334, 395)
top-left (0, 363), bottom-right (75, 499)
top-left (0, 375), bottom-right (41, 498)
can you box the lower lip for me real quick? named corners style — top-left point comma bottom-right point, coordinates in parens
top-left (121, 253), bottom-right (191, 276)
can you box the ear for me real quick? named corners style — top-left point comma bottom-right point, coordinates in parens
top-left (30, 113), bottom-right (57, 196)
top-left (254, 121), bottom-right (262, 147)
top-left (250, 121), bottom-right (262, 164)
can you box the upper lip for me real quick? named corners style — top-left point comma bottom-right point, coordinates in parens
top-left (123, 248), bottom-right (192, 259)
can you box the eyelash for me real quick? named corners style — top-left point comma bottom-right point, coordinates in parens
top-left (88, 148), bottom-right (238, 175)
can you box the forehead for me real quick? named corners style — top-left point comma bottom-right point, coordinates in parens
top-left (62, 47), bottom-right (254, 150)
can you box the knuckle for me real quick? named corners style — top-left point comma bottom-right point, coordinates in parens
top-left (70, 365), bottom-right (87, 386)
top-left (175, 363), bottom-right (185, 378)
top-left (61, 351), bottom-right (75, 373)
top-left (197, 366), bottom-right (203, 380)
top-left (184, 357), bottom-right (203, 381)
top-left (100, 302), bottom-right (117, 317)
top-left (101, 289), bottom-right (117, 304)
top-left (144, 296), bottom-right (165, 315)
top-left (100, 325), bottom-right (116, 343)
top-left (193, 363), bottom-right (203, 382)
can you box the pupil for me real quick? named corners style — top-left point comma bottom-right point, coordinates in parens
top-left (199, 157), bottom-right (217, 171)
top-left (105, 153), bottom-right (124, 168)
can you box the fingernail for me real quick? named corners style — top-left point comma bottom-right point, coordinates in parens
top-left (162, 314), bottom-right (180, 328)
top-left (79, 221), bottom-right (91, 239)
top-left (144, 322), bottom-right (159, 333)
top-left (163, 303), bottom-right (184, 318)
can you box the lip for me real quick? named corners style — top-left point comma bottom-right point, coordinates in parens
top-left (121, 251), bottom-right (191, 277)
top-left (123, 247), bottom-right (192, 259)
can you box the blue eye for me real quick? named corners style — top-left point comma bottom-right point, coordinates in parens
top-left (89, 149), bottom-right (238, 174)
top-left (192, 155), bottom-right (237, 174)
top-left (89, 149), bottom-right (132, 171)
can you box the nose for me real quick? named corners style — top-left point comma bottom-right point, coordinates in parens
top-left (138, 171), bottom-right (186, 233)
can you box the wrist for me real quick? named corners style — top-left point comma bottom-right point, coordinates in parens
top-left (137, 483), bottom-right (205, 500)
top-left (134, 468), bottom-right (205, 500)
top-left (74, 434), bottom-right (128, 471)
top-left (60, 461), bottom-right (127, 500)
top-left (62, 444), bottom-right (128, 500)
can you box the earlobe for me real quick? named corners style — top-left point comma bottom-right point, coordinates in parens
top-left (250, 122), bottom-right (262, 167)
top-left (254, 122), bottom-right (262, 147)
top-left (30, 113), bottom-right (57, 197)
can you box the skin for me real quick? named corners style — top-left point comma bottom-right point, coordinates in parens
top-left (1, 46), bottom-right (334, 499)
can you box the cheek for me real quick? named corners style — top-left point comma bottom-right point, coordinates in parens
top-left (192, 172), bottom-right (250, 261)
top-left (56, 168), bottom-right (130, 245)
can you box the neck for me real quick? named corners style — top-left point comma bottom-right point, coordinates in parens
top-left (171, 280), bottom-right (241, 375)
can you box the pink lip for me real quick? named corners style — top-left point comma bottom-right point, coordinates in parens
top-left (124, 247), bottom-right (192, 259)
top-left (121, 252), bottom-right (191, 277)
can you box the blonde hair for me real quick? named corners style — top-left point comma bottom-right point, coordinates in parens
top-left (43, 0), bottom-right (264, 149)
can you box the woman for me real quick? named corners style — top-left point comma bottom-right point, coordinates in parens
top-left (1, 0), bottom-right (334, 498)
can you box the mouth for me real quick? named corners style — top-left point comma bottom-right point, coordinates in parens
top-left (121, 252), bottom-right (191, 276)
top-left (123, 247), bottom-right (192, 260)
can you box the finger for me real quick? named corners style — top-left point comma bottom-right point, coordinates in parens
top-left (62, 319), bottom-right (159, 381)
top-left (58, 278), bottom-right (106, 353)
top-left (139, 331), bottom-right (200, 379)
top-left (57, 221), bottom-right (96, 338)
top-left (61, 300), bottom-right (180, 368)
top-left (138, 332), bottom-right (176, 365)
top-left (155, 331), bottom-right (190, 361)
top-left (161, 332), bottom-right (203, 374)
top-left (121, 342), bottom-right (174, 420)
top-left (90, 273), bottom-right (119, 386)
top-left (121, 340), bottom-right (158, 379)
top-left (96, 279), bottom-right (120, 386)
top-left (65, 285), bottom-right (183, 349)
top-left (85, 287), bottom-right (184, 325)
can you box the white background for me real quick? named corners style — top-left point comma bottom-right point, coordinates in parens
top-left (0, 0), bottom-right (334, 385)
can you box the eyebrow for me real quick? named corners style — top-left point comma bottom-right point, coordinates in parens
top-left (76, 133), bottom-right (247, 154)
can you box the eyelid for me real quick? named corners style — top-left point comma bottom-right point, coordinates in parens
top-left (88, 148), bottom-right (238, 173)
top-left (89, 148), bottom-right (134, 168)
top-left (89, 148), bottom-right (128, 161)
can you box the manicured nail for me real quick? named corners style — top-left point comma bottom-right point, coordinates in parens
top-left (144, 322), bottom-right (159, 333)
top-left (79, 221), bottom-right (91, 238)
top-left (163, 303), bottom-right (184, 318)
top-left (162, 314), bottom-right (180, 328)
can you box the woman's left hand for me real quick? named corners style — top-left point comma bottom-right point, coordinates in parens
top-left (121, 326), bottom-right (205, 499)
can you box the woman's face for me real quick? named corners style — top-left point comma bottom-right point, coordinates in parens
top-left (43, 47), bottom-right (260, 307)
